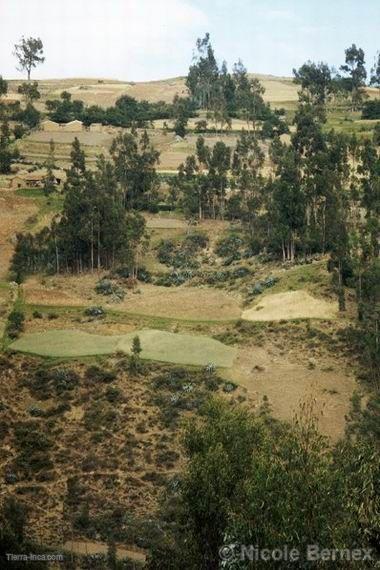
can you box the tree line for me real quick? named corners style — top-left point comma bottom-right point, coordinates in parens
top-left (45, 90), bottom-right (198, 129)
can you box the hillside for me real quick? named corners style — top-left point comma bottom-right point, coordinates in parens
top-left (6, 73), bottom-right (300, 109)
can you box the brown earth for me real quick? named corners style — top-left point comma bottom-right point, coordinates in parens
top-left (23, 275), bottom-right (242, 321)
top-left (229, 344), bottom-right (356, 442)
top-left (0, 191), bottom-right (39, 279)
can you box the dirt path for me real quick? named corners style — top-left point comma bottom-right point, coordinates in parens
top-left (62, 540), bottom-right (146, 563)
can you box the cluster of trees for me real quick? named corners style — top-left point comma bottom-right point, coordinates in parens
top-left (186, 34), bottom-right (287, 135)
top-left (293, 44), bottom-right (380, 113)
top-left (45, 90), bottom-right (197, 129)
top-left (148, 399), bottom-right (380, 568)
top-left (11, 130), bottom-right (159, 278)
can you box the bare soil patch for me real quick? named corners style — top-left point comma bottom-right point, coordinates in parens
top-left (228, 345), bottom-right (357, 441)
top-left (242, 290), bottom-right (337, 322)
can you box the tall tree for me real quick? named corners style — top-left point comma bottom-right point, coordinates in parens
top-left (370, 51), bottom-right (380, 93)
top-left (110, 129), bottom-right (160, 210)
top-left (14, 36), bottom-right (45, 81)
top-left (186, 33), bottom-right (219, 110)
top-left (293, 61), bottom-right (332, 106)
top-left (233, 61), bottom-right (266, 131)
top-left (340, 44), bottom-right (367, 111)
top-left (271, 146), bottom-right (305, 261)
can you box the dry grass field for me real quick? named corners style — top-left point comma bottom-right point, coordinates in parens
top-left (242, 290), bottom-right (337, 321)
top-left (7, 74), bottom-right (300, 109)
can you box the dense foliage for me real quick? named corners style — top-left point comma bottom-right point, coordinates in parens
top-left (148, 400), bottom-right (380, 568)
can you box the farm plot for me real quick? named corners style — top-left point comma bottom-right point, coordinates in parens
top-left (10, 328), bottom-right (237, 367)
top-left (242, 290), bottom-right (337, 322)
top-left (23, 276), bottom-right (242, 321)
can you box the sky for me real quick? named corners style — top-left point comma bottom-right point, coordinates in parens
top-left (0, 0), bottom-right (379, 81)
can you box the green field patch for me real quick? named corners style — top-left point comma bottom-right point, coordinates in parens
top-left (10, 328), bottom-right (236, 367)
top-left (11, 329), bottom-right (119, 357)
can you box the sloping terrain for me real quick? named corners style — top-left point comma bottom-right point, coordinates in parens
top-left (242, 290), bottom-right (337, 321)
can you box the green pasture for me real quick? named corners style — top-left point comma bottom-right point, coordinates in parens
top-left (10, 328), bottom-right (237, 367)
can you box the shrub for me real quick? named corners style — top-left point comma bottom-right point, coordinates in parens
top-left (47, 312), bottom-right (58, 320)
top-left (155, 270), bottom-right (194, 287)
top-left (184, 232), bottom-right (209, 251)
top-left (86, 365), bottom-right (116, 383)
top-left (105, 386), bottom-right (121, 403)
top-left (95, 279), bottom-right (125, 301)
top-left (156, 234), bottom-right (207, 269)
top-left (32, 310), bottom-right (43, 319)
top-left (248, 276), bottom-right (279, 297)
top-left (84, 306), bottom-right (105, 318)
top-left (50, 368), bottom-right (80, 394)
top-left (215, 234), bottom-right (243, 261)
top-left (223, 381), bottom-right (238, 393)
top-left (137, 267), bottom-right (152, 283)
top-left (6, 309), bottom-right (25, 339)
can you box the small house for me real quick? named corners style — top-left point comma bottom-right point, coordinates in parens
top-left (10, 169), bottom-right (66, 190)
top-left (40, 120), bottom-right (60, 132)
top-left (62, 120), bottom-right (83, 132)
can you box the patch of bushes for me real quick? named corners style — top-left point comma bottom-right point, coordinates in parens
top-left (155, 449), bottom-right (180, 468)
top-left (215, 234), bottom-right (244, 262)
top-left (155, 269), bottom-right (195, 287)
top-left (13, 421), bottom-right (54, 477)
top-left (86, 365), bottom-right (117, 383)
top-left (95, 279), bottom-right (125, 301)
top-left (196, 266), bottom-right (251, 286)
top-left (247, 275), bottom-right (279, 297)
top-left (156, 232), bottom-right (208, 269)
top-left (26, 367), bottom-right (80, 400)
top-left (104, 386), bottom-right (121, 403)
top-left (84, 401), bottom-right (119, 432)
